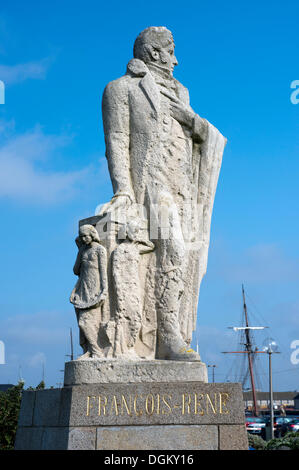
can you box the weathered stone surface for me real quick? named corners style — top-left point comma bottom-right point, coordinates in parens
top-left (70, 26), bottom-right (226, 363)
top-left (64, 382), bottom-right (244, 427)
top-left (68, 427), bottom-right (96, 450)
top-left (64, 359), bottom-right (208, 385)
top-left (96, 425), bottom-right (218, 450)
top-left (15, 427), bottom-right (44, 450)
top-left (33, 389), bottom-right (61, 427)
top-left (17, 390), bottom-right (35, 426)
top-left (219, 424), bottom-right (248, 450)
top-left (15, 382), bottom-right (247, 450)
top-left (70, 224), bottom-right (108, 359)
top-left (41, 427), bottom-right (69, 450)
top-left (54, 386), bottom-right (72, 427)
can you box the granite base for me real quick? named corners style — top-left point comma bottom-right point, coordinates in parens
top-left (15, 380), bottom-right (248, 450)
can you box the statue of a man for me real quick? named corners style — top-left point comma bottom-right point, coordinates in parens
top-left (101, 27), bottom-right (226, 361)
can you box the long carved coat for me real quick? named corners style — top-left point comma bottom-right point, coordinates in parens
top-left (102, 58), bottom-right (226, 358)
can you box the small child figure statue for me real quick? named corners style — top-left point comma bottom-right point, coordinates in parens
top-left (70, 224), bottom-right (108, 359)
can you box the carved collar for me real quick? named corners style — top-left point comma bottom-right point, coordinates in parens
top-left (126, 59), bottom-right (176, 90)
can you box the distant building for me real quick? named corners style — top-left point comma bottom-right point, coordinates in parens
top-left (0, 384), bottom-right (14, 392)
top-left (243, 391), bottom-right (299, 410)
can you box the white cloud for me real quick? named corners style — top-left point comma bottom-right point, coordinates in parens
top-left (0, 57), bottom-right (52, 85)
top-left (0, 122), bottom-right (89, 204)
top-left (0, 310), bottom-right (77, 386)
top-left (0, 311), bottom-right (71, 345)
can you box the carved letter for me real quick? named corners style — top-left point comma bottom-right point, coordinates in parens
top-left (145, 394), bottom-right (155, 415)
top-left (156, 394), bottom-right (161, 415)
top-left (182, 393), bottom-right (192, 415)
top-left (134, 394), bottom-right (143, 416)
top-left (86, 396), bottom-right (96, 416)
top-left (206, 393), bottom-right (217, 414)
top-left (194, 393), bottom-right (204, 415)
top-left (98, 395), bottom-right (108, 416)
top-left (162, 394), bottom-right (172, 415)
top-left (219, 392), bottom-right (230, 414)
top-left (110, 395), bottom-right (119, 415)
top-left (121, 395), bottom-right (132, 416)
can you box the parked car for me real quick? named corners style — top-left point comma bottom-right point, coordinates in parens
top-left (262, 416), bottom-right (296, 436)
top-left (276, 418), bottom-right (299, 437)
top-left (246, 417), bottom-right (266, 435)
top-left (246, 416), bottom-right (262, 426)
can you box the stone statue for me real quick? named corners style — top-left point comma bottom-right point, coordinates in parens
top-left (16, 27), bottom-right (248, 453)
top-left (70, 224), bottom-right (108, 359)
top-left (71, 26), bottom-right (226, 362)
top-left (112, 220), bottom-right (155, 358)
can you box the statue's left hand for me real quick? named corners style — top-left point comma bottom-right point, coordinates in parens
top-left (160, 89), bottom-right (195, 129)
top-left (169, 100), bottom-right (194, 129)
top-left (98, 194), bottom-right (133, 217)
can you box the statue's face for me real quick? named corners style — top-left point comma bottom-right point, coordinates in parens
top-left (159, 40), bottom-right (178, 74)
top-left (80, 231), bottom-right (92, 245)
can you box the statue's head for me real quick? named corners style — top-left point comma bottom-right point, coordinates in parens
top-left (133, 26), bottom-right (178, 75)
top-left (79, 224), bottom-right (101, 245)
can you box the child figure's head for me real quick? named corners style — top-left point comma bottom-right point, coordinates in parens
top-left (79, 225), bottom-right (101, 245)
top-left (126, 220), bottom-right (140, 242)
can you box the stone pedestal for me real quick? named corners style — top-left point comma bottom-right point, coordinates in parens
top-left (64, 358), bottom-right (208, 385)
top-left (15, 360), bottom-right (248, 450)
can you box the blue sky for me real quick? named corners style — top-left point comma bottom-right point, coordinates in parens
top-left (0, 0), bottom-right (298, 391)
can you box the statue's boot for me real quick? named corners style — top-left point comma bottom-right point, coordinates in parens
top-left (155, 266), bottom-right (201, 361)
top-left (77, 351), bottom-right (91, 360)
top-left (156, 332), bottom-right (201, 361)
top-left (155, 300), bottom-right (201, 361)
top-left (90, 345), bottom-right (104, 358)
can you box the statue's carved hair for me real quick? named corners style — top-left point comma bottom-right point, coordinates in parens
top-left (133, 26), bottom-right (173, 64)
top-left (79, 224), bottom-right (101, 243)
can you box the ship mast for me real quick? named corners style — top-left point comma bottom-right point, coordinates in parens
top-left (242, 284), bottom-right (259, 417)
top-left (223, 285), bottom-right (267, 417)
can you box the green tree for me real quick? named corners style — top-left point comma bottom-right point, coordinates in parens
top-left (0, 380), bottom-right (47, 450)
top-left (0, 382), bottom-right (24, 450)
top-left (248, 433), bottom-right (266, 450)
top-left (248, 431), bottom-right (299, 450)
top-left (265, 431), bottom-right (299, 450)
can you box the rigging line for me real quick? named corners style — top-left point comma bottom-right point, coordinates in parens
top-left (244, 303), bottom-right (268, 337)
top-left (244, 289), bottom-right (270, 325)
top-left (242, 355), bottom-right (253, 387)
top-left (224, 357), bottom-right (238, 382)
top-left (244, 289), bottom-right (291, 357)
top-left (245, 292), bottom-right (284, 351)
top-left (254, 360), bottom-right (264, 391)
top-left (246, 306), bottom-right (264, 329)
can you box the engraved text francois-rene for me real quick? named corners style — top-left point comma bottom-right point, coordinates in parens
top-left (86, 392), bottom-right (230, 417)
